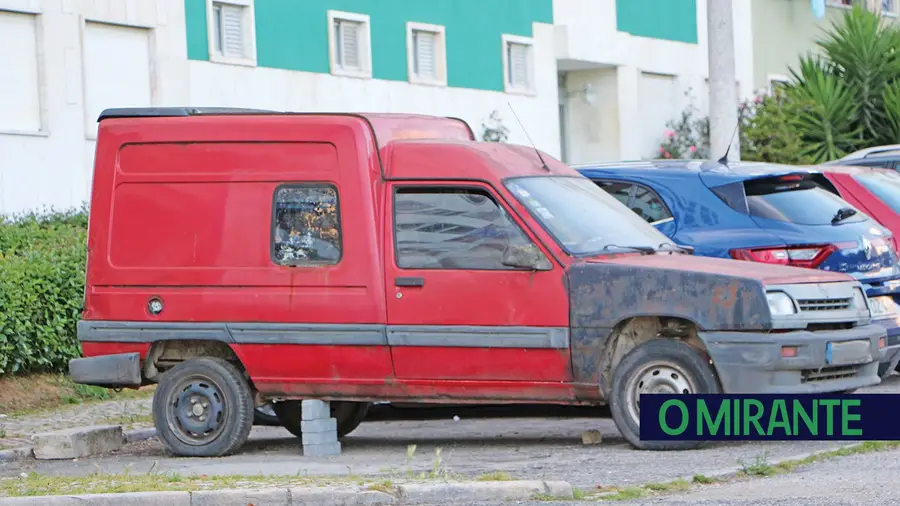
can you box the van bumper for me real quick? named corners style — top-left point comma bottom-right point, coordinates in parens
top-left (872, 315), bottom-right (900, 374)
top-left (699, 324), bottom-right (884, 394)
top-left (68, 352), bottom-right (142, 388)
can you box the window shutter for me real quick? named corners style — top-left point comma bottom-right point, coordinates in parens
top-left (414, 30), bottom-right (436, 79)
top-left (339, 21), bottom-right (361, 69)
top-left (508, 43), bottom-right (530, 88)
top-left (220, 4), bottom-right (245, 58)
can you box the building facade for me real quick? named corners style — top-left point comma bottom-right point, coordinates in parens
top-left (0, 0), bottom-right (826, 214)
top-left (751, 0), bottom-right (900, 93)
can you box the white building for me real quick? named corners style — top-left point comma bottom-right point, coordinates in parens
top-left (0, 0), bottom-right (754, 214)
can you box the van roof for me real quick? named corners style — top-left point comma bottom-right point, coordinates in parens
top-left (96, 107), bottom-right (574, 181)
top-left (97, 107), bottom-right (477, 150)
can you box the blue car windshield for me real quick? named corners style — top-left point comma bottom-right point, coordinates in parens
top-left (504, 176), bottom-right (674, 255)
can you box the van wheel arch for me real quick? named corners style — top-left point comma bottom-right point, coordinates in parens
top-left (598, 316), bottom-right (717, 400)
top-left (143, 340), bottom-right (245, 383)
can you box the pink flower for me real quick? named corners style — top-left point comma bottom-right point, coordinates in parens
top-left (664, 129), bottom-right (675, 139)
top-left (689, 145), bottom-right (697, 153)
top-left (659, 147), bottom-right (665, 153)
top-left (664, 151), bottom-right (671, 158)
top-left (754, 96), bottom-right (763, 104)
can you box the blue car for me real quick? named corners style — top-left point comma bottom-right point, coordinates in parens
top-left (575, 159), bottom-right (900, 378)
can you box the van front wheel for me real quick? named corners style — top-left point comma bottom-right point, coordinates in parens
top-left (152, 357), bottom-right (254, 457)
top-left (609, 339), bottom-right (720, 451)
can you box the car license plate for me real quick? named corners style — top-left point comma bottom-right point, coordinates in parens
top-left (825, 340), bottom-right (871, 366)
top-left (869, 296), bottom-right (900, 319)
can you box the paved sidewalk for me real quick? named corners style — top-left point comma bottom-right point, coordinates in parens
top-left (0, 398), bottom-right (152, 450)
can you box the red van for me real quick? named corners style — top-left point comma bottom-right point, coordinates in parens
top-left (70, 108), bottom-right (885, 456)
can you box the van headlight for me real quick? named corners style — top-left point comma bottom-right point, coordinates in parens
top-left (767, 291), bottom-right (796, 316)
top-left (852, 287), bottom-right (870, 315)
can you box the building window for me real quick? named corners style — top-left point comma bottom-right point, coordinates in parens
top-left (502, 35), bottom-right (535, 94)
top-left (885, 0), bottom-right (898, 15)
top-left (767, 74), bottom-right (791, 94)
top-left (0, 10), bottom-right (42, 134)
top-left (826, 0), bottom-right (854, 7)
top-left (208, 0), bottom-right (256, 65)
top-left (272, 184), bottom-right (342, 266)
top-left (393, 187), bottom-right (540, 270)
top-left (327, 11), bottom-right (371, 78)
top-left (406, 22), bottom-right (447, 86)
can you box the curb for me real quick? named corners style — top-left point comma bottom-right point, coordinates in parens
top-left (0, 428), bottom-right (156, 463)
top-left (678, 442), bottom-right (863, 482)
top-left (0, 480), bottom-right (573, 505)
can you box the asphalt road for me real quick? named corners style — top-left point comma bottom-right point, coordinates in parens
top-left (2, 376), bottom-right (898, 503)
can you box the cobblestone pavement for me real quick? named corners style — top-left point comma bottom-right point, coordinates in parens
top-left (0, 397), bottom-right (152, 449)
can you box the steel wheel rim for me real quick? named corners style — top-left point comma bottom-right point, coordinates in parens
top-left (165, 374), bottom-right (228, 446)
top-left (624, 361), bottom-right (696, 426)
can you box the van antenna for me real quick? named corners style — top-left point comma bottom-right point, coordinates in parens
top-left (507, 102), bottom-right (551, 172)
top-left (717, 105), bottom-right (746, 165)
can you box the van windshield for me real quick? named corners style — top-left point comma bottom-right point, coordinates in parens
top-left (504, 176), bottom-right (674, 256)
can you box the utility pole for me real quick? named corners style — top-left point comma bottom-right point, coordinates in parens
top-left (707, 0), bottom-right (740, 160)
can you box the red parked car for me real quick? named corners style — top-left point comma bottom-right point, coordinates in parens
top-left (820, 164), bottom-right (900, 375)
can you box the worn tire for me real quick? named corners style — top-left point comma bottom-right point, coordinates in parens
top-left (253, 403), bottom-right (282, 426)
top-left (152, 357), bottom-right (254, 457)
top-left (609, 339), bottom-right (721, 451)
top-left (273, 401), bottom-right (369, 438)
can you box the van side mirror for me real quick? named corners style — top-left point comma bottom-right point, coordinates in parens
top-left (501, 244), bottom-right (553, 271)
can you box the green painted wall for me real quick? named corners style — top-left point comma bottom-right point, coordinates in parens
top-left (615, 0), bottom-right (697, 44)
top-left (184, 0), bottom-right (553, 92)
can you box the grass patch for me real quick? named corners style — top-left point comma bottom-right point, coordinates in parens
top-left (475, 471), bottom-right (513, 482)
top-left (692, 474), bottom-right (717, 484)
top-left (100, 414), bottom-right (154, 427)
top-left (0, 470), bottom-right (464, 498)
top-left (0, 374), bottom-right (154, 415)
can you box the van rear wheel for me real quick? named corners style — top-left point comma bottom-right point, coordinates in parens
top-left (273, 401), bottom-right (369, 439)
top-left (609, 339), bottom-right (720, 451)
top-left (152, 357), bottom-right (254, 457)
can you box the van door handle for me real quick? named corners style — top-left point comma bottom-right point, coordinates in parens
top-left (395, 277), bottom-right (425, 287)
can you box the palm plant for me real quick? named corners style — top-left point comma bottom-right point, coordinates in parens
top-left (782, 5), bottom-right (900, 161)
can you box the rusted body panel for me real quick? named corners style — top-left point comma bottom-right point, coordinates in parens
top-left (567, 261), bottom-right (770, 386)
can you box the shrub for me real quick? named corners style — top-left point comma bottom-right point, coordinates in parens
top-left (780, 5), bottom-right (900, 161)
top-left (740, 90), bottom-right (817, 165)
top-left (0, 206), bottom-right (88, 376)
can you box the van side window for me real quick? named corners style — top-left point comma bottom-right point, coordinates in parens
top-left (272, 184), bottom-right (342, 266)
top-left (394, 187), bottom-right (535, 270)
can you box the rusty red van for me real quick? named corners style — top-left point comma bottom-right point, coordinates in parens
top-left (70, 108), bottom-right (885, 456)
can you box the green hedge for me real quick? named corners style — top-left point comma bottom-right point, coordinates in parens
top-left (0, 207), bottom-right (88, 376)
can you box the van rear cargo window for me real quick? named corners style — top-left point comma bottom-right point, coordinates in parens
top-left (742, 175), bottom-right (864, 226)
top-left (272, 184), bottom-right (342, 265)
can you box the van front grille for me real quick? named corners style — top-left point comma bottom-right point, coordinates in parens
top-left (801, 365), bottom-right (861, 383)
top-left (797, 298), bottom-right (852, 312)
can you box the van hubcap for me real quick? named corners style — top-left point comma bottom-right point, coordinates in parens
top-left (167, 377), bottom-right (226, 445)
top-left (624, 362), bottom-right (695, 425)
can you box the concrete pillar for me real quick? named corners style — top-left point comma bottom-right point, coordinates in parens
top-left (301, 400), bottom-right (341, 457)
top-left (707, 0), bottom-right (741, 161)
top-left (616, 65), bottom-right (642, 160)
